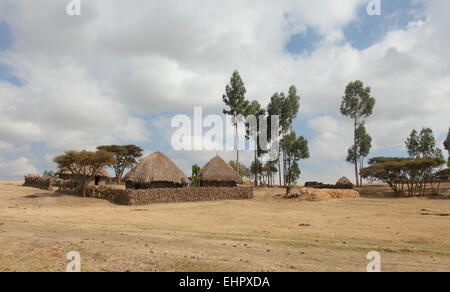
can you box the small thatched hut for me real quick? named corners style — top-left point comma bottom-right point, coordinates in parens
top-left (336, 176), bottom-right (353, 189)
top-left (124, 152), bottom-right (190, 189)
top-left (56, 166), bottom-right (110, 186)
top-left (199, 156), bottom-right (243, 187)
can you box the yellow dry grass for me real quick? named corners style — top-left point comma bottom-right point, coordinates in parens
top-left (0, 182), bottom-right (449, 272)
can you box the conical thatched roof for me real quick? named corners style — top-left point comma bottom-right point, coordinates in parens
top-left (124, 152), bottom-right (190, 185)
top-left (336, 176), bottom-right (352, 185)
top-left (199, 156), bottom-right (243, 184)
top-left (56, 166), bottom-right (110, 178)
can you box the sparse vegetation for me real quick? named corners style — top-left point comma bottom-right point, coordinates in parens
top-left (191, 164), bottom-right (201, 187)
top-left (42, 170), bottom-right (56, 178)
top-left (1, 182), bottom-right (449, 272)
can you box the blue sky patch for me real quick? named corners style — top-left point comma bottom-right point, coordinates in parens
top-left (285, 27), bottom-right (322, 55)
top-left (0, 22), bottom-right (13, 51)
top-left (344, 0), bottom-right (426, 50)
top-left (0, 63), bottom-right (22, 86)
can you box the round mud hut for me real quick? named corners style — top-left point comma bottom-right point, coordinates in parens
top-left (336, 176), bottom-right (353, 189)
top-left (56, 166), bottom-right (110, 186)
top-left (124, 152), bottom-right (191, 189)
top-left (199, 156), bottom-right (243, 187)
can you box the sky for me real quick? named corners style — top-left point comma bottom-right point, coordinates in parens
top-left (0, 0), bottom-right (449, 183)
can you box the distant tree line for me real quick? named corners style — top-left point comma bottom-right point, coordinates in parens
top-left (361, 127), bottom-right (448, 196)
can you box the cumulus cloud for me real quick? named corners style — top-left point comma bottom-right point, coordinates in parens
top-left (0, 156), bottom-right (37, 179)
top-left (0, 0), bottom-right (449, 180)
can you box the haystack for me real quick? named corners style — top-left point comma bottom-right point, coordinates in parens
top-left (336, 176), bottom-right (353, 189)
top-left (290, 187), bottom-right (360, 202)
top-left (56, 166), bottom-right (110, 186)
top-left (124, 152), bottom-right (190, 189)
top-left (199, 156), bottom-right (243, 187)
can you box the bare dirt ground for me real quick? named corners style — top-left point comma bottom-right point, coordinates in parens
top-left (0, 181), bottom-right (449, 272)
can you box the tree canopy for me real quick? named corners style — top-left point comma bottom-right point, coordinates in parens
top-left (53, 150), bottom-right (116, 197)
top-left (282, 132), bottom-right (310, 186)
top-left (191, 164), bottom-right (201, 187)
top-left (405, 128), bottom-right (443, 159)
top-left (229, 161), bottom-right (251, 179)
top-left (361, 157), bottom-right (445, 196)
top-left (444, 128), bottom-right (450, 167)
top-left (97, 145), bottom-right (143, 182)
top-left (340, 81), bottom-right (376, 122)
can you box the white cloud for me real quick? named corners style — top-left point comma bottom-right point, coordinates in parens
top-left (0, 0), bottom-right (449, 179)
top-left (308, 115), bottom-right (353, 160)
top-left (0, 156), bottom-right (37, 179)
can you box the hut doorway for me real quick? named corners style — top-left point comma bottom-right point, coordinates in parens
top-left (95, 177), bottom-right (100, 186)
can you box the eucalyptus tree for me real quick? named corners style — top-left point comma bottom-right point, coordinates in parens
top-left (222, 70), bottom-right (249, 175)
top-left (346, 124), bottom-right (372, 186)
top-left (340, 81), bottom-right (376, 187)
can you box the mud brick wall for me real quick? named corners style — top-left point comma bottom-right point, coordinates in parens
top-left (87, 186), bottom-right (254, 206)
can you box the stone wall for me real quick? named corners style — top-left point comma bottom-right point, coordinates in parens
top-left (23, 174), bottom-right (53, 190)
top-left (24, 174), bottom-right (80, 191)
top-left (304, 181), bottom-right (353, 189)
top-left (23, 174), bottom-right (253, 205)
top-left (86, 186), bottom-right (254, 206)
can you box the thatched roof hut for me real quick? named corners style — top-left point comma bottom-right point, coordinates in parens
top-left (56, 165), bottom-right (110, 186)
top-left (124, 152), bottom-right (190, 189)
top-left (199, 156), bottom-right (243, 187)
top-left (336, 176), bottom-right (353, 189)
top-left (56, 167), bottom-right (110, 177)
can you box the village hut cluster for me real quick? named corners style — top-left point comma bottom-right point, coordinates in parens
top-left (55, 152), bottom-right (244, 191)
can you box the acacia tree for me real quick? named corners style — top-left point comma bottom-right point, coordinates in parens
top-left (340, 80), bottom-right (376, 187)
top-left (346, 124), bottom-right (372, 186)
top-left (361, 157), bottom-right (445, 197)
top-left (443, 128), bottom-right (450, 167)
top-left (223, 70), bottom-right (249, 176)
top-left (97, 145), bottom-right (143, 182)
top-left (54, 150), bottom-right (116, 197)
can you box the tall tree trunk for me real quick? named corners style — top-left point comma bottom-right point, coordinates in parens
top-left (283, 151), bottom-right (287, 187)
top-left (254, 148), bottom-right (258, 186)
top-left (354, 118), bottom-right (359, 187)
top-left (278, 157), bottom-right (282, 186)
top-left (360, 157), bottom-right (364, 186)
top-left (235, 123), bottom-right (240, 176)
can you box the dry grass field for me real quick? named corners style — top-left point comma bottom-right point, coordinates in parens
top-left (0, 181), bottom-right (449, 272)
